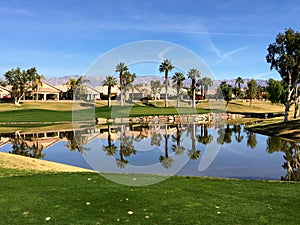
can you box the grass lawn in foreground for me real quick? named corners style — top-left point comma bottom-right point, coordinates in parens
top-left (0, 169), bottom-right (300, 225)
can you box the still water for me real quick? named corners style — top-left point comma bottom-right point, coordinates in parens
top-left (0, 123), bottom-right (299, 181)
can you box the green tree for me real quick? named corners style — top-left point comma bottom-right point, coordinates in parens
top-left (0, 79), bottom-right (6, 87)
top-left (150, 80), bottom-right (162, 102)
top-left (266, 28), bottom-right (300, 122)
top-left (103, 76), bottom-right (118, 107)
top-left (246, 79), bottom-right (258, 107)
top-left (187, 68), bottom-right (201, 108)
top-left (172, 72), bottom-right (185, 107)
top-left (159, 59), bottom-right (174, 107)
top-left (266, 78), bottom-right (287, 104)
top-left (115, 62), bottom-right (129, 107)
top-left (4, 67), bottom-right (42, 104)
top-left (218, 81), bottom-right (232, 106)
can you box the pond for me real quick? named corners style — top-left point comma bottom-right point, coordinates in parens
top-left (0, 122), bottom-right (299, 181)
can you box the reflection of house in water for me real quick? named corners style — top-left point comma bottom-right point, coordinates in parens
top-left (0, 136), bottom-right (10, 147)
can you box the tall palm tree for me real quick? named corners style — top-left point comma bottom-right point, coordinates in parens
top-left (159, 59), bottom-right (174, 107)
top-left (66, 77), bottom-right (78, 100)
top-left (103, 76), bottom-right (117, 107)
top-left (202, 77), bottom-right (213, 99)
top-left (66, 76), bottom-right (89, 100)
top-left (187, 68), bottom-right (201, 108)
top-left (172, 72), bottom-right (185, 107)
top-left (235, 76), bottom-right (244, 99)
top-left (197, 78), bottom-right (204, 99)
top-left (32, 74), bottom-right (45, 100)
top-left (122, 71), bottom-right (136, 103)
top-left (115, 62), bottom-right (129, 106)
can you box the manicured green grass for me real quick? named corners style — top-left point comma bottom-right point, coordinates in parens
top-left (0, 106), bottom-right (210, 123)
top-left (95, 106), bottom-right (210, 118)
top-left (1, 169), bottom-right (300, 224)
top-left (0, 109), bottom-right (73, 122)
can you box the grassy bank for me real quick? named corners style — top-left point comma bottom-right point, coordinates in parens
top-left (0, 168), bottom-right (299, 225)
top-left (247, 117), bottom-right (300, 141)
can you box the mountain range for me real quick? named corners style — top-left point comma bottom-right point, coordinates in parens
top-left (46, 75), bottom-right (268, 89)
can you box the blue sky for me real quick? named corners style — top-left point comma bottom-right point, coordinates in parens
top-left (0, 0), bottom-right (299, 80)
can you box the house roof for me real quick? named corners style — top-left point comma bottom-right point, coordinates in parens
top-left (35, 82), bottom-right (62, 93)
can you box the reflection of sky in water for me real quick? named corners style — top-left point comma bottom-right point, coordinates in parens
top-left (0, 124), bottom-right (288, 180)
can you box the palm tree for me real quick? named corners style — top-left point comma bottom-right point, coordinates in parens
top-left (172, 72), bottom-right (185, 107)
top-left (122, 71), bottom-right (136, 103)
top-left (235, 76), bottom-right (244, 99)
top-left (197, 78), bottom-right (204, 99)
top-left (202, 77), bottom-right (213, 99)
top-left (187, 68), bottom-right (201, 108)
top-left (32, 74), bottom-right (45, 100)
top-left (66, 76), bottom-right (89, 100)
top-left (159, 59), bottom-right (174, 107)
top-left (103, 76), bottom-right (118, 107)
top-left (115, 62), bottom-right (129, 106)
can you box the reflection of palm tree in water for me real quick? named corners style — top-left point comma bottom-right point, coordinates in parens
top-left (267, 137), bottom-right (300, 181)
top-left (10, 132), bottom-right (45, 159)
top-left (197, 123), bottom-right (213, 145)
top-left (65, 131), bottom-right (90, 153)
top-left (102, 125), bottom-right (118, 156)
top-left (171, 123), bottom-right (185, 155)
top-left (159, 125), bottom-right (174, 169)
top-left (233, 124), bottom-right (244, 143)
top-left (115, 125), bottom-right (136, 169)
top-left (217, 124), bottom-right (233, 145)
top-left (186, 124), bottom-right (201, 160)
top-left (246, 131), bottom-right (257, 149)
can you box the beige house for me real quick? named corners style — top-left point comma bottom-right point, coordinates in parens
top-left (33, 82), bottom-right (62, 100)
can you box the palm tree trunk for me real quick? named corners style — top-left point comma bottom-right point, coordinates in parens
top-left (192, 88), bottom-right (196, 108)
top-left (108, 86), bottom-right (111, 107)
top-left (165, 72), bottom-right (168, 107)
top-left (177, 86), bottom-right (180, 107)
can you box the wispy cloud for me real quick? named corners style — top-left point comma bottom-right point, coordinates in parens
top-left (210, 41), bottom-right (248, 65)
